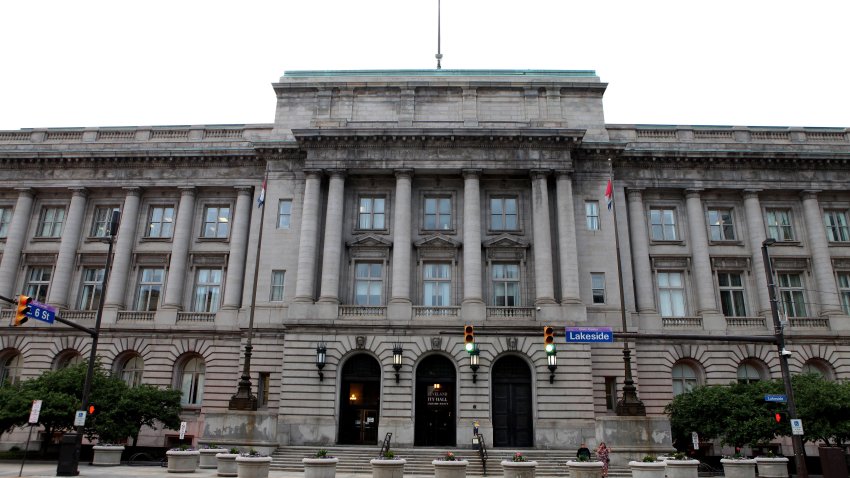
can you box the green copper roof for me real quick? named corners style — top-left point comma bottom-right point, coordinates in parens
top-left (283, 69), bottom-right (597, 78)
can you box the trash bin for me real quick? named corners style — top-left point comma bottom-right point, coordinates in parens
top-left (819, 446), bottom-right (848, 478)
top-left (56, 432), bottom-right (81, 476)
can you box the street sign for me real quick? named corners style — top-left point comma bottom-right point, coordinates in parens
top-left (74, 410), bottom-right (86, 427)
top-left (179, 421), bottom-right (187, 439)
top-left (26, 300), bottom-right (56, 324)
top-left (691, 432), bottom-right (699, 450)
top-left (764, 394), bottom-right (787, 403)
top-left (565, 327), bottom-right (614, 343)
top-left (791, 419), bottom-right (804, 435)
top-left (28, 400), bottom-right (42, 424)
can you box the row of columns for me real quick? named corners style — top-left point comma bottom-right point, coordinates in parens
top-left (0, 186), bottom-right (253, 312)
top-left (293, 169), bottom-right (582, 306)
top-left (628, 188), bottom-right (842, 317)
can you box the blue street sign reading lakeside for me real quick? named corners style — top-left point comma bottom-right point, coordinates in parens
top-left (26, 300), bottom-right (56, 324)
top-left (764, 394), bottom-right (787, 403)
top-left (565, 327), bottom-right (614, 343)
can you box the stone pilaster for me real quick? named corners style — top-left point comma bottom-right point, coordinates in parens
top-left (627, 189), bottom-right (655, 313)
top-left (390, 170), bottom-right (413, 305)
top-left (801, 190), bottom-right (842, 316)
top-left (294, 171), bottom-right (322, 302)
top-left (685, 190), bottom-right (718, 314)
top-left (0, 189), bottom-right (34, 298)
top-left (555, 172), bottom-right (580, 304)
top-left (47, 188), bottom-right (88, 309)
top-left (531, 170), bottom-right (556, 305)
top-left (743, 190), bottom-right (771, 316)
top-left (222, 186), bottom-right (253, 310)
top-left (318, 171), bottom-right (346, 304)
top-left (462, 170), bottom-right (484, 318)
top-left (104, 187), bottom-right (141, 310)
top-left (162, 187), bottom-right (196, 310)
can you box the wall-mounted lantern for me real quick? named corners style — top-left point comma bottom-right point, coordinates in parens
top-left (316, 343), bottom-right (327, 381)
top-left (392, 344), bottom-right (403, 383)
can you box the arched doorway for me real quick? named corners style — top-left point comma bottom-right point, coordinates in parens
top-left (491, 355), bottom-right (533, 447)
top-left (414, 355), bottom-right (456, 446)
top-left (338, 354), bottom-right (381, 445)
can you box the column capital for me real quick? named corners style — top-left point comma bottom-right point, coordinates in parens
top-left (69, 187), bottom-right (88, 198)
top-left (394, 168), bottom-right (414, 179)
top-left (530, 169), bottom-right (551, 180)
top-left (304, 169), bottom-right (323, 179)
top-left (235, 186), bottom-right (254, 196)
top-left (122, 187), bottom-right (143, 197)
top-left (742, 189), bottom-right (762, 199)
top-left (462, 169), bottom-right (481, 179)
top-left (801, 190), bottom-right (822, 200)
top-left (326, 169), bottom-right (347, 179)
top-left (626, 188), bottom-right (645, 200)
top-left (178, 186), bottom-right (197, 197)
top-left (14, 188), bottom-right (34, 198)
top-left (684, 188), bottom-right (704, 199)
top-left (554, 170), bottom-right (574, 179)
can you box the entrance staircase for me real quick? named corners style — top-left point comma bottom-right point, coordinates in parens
top-left (271, 446), bottom-right (631, 476)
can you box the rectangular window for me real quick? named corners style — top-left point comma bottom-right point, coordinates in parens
top-left (0, 207), bottom-right (11, 238)
top-left (202, 206), bottom-right (231, 238)
top-left (193, 268), bottom-right (222, 312)
top-left (257, 372), bottom-right (271, 408)
top-left (78, 268), bottom-right (105, 310)
top-left (604, 376), bottom-right (617, 410)
top-left (270, 270), bottom-right (285, 301)
top-left (90, 206), bottom-right (119, 238)
top-left (657, 271), bottom-right (686, 317)
top-left (492, 263), bottom-right (520, 306)
top-left (358, 196), bottom-right (386, 230)
top-left (585, 201), bottom-right (600, 231)
top-left (778, 273), bottom-right (807, 317)
top-left (354, 262), bottom-right (383, 306)
top-left (838, 273), bottom-right (850, 315)
top-left (424, 196), bottom-right (452, 230)
top-left (707, 208), bottom-right (736, 241)
top-left (766, 209), bottom-right (794, 241)
top-left (24, 267), bottom-right (52, 303)
top-left (824, 210), bottom-right (850, 242)
top-left (135, 267), bottom-right (165, 311)
top-left (37, 206), bottom-right (65, 238)
top-left (718, 272), bottom-right (747, 317)
top-left (146, 205), bottom-right (175, 238)
top-left (591, 273), bottom-right (606, 304)
top-left (423, 263), bottom-right (452, 306)
top-left (277, 200), bottom-right (292, 229)
top-left (491, 197), bottom-right (518, 231)
top-left (650, 208), bottom-right (678, 241)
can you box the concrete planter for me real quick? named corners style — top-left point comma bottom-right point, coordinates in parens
top-left (370, 458), bottom-right (406, 478)
top-left (720, 458), bottom-right (756, 478)
top-left (236, 455), bottom-right (272, 478)
top-left (167, 450), bottom-right (200, 473)
top-left (500, 460), bottom-right (538, 478)
top-left (432, 459), bottom-right (469, 478)
top-left (755, 457), bottom-right (789, 478)
top-left (200, 448), bottom-right (229, 469)
top-left (92, 445), bottom-right (124, 466)
top-left (628, 461), bottom-right (667, 478)
top-left (303, 457), bottom-right (339, 478)
top-left (662, 459), bottom-right (699, 478)
top-left (565, 460), bottom-right (603, 478)
top-left (215, 453), bottom-right (239, 477)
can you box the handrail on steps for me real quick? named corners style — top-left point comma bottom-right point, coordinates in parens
top-left (475, 433), bottom-right (488, 475)
top-left (378, 432), bottom-right (392, 458)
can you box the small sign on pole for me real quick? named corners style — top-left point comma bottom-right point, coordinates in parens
top-left (691, 431), bottom-right (699, 450)
top-left (791, 419), bottom-right (804, 435)
top-left (28, 400), bottom-right (42, 424)
top-left (179, 421), bottom-right (187, 440)
top-left (764, 394), bottom-right (787, 403)
top-left (74, 410), bottom-right (86, 427)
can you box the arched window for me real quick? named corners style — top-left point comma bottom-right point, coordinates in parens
top-left (119, 355), bottom-right (144, 387)
top-left (178, 356), bottom-right (205, 406)
top-left (55, 350), bottom-right (83, 370)
top-left (0, 352), bottom-right (23, 386)
top-left (802, 359), bottom-right (834, 380)
top-left (671, 362), bottom-right (699, 396)
top-left (737, 361), bottom-right (763, 384)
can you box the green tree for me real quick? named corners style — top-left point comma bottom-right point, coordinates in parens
top-left (791, 373), bottom-right (850, 446)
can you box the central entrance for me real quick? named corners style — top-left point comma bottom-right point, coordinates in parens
top-left (338, 354), bottom-right (381, 445)
top-left (414, 354), bottom-right (456, 446)
top-left (492, 355), bottom-right (533, 447)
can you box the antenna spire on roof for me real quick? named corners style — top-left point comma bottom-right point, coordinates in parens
top-left (435, 0), bottom-right (443, 69)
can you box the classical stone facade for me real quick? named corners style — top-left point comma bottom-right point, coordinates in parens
top-left (0, 70), bottom-right (848, 457)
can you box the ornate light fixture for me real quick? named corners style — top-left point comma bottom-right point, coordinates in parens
top-left (392, 344), bottom-right (403, 383)
top-left (316, 343), bottom-right (327, 381)
top-left (547, 347), bottom-right (558, 384)
top-left (469, 345), bottom-right (480, 383)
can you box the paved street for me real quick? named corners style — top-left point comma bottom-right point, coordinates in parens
top-left (0, 461), bottom-right (384, 478)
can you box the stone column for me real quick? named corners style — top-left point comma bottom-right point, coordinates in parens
top-left (743, 190), bottom-right (771, 316)
top-left (390, 170), bottom-right (413, 305)
top-left (318, 171), bottom-right (346, 303)
top-left (162, 187), bottom-right (196, 310)
top-left (0, 189), bottom-right (34, 298)
top-left (531, 170), bottom-right (556, 305)
top-left (685, 189), bottom-right (718, 314)
top-left (462, 170), bottom-right (484, 306)
top-left (47, 188), bottom-right (88, 309)
top-left (222, 186), bottom-right (253, 309)
top-left (627, 189), bottom-right (655, 313)
top-left (801, 190), bottom-right (842, 316)
top-left (104, 187), bottom-right (141, 309)
top-left (294, 171), bottom-right (322, 302)
top-left (555, 172), bottom-right (580, 303)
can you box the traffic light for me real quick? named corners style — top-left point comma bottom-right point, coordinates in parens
top-left (775, 412), bottom-right (782, 424)
top-left (544, 326), bottom-right (555, 354)
top-left (88, 405), bottom-right (95, 415)
top-left (13, 295), bottom-right (32, 326)
top-left (464, 325), bottom-right (475, 352)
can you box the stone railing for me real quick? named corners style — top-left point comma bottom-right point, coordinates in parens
top-left (116, 311), bottom-right (155, 322)
top-left (662, 316), bottom-right (703, 328)
top-left (413, 306), bottom-right (461, 319)
top-left (0, 125), bottom-right (273, 144)
top-left (726, 316), bottom-right (767, 328)
top-left (0, 309), bottom-right (13, 320)
top-left (176, 312), bottom-right (216, 323)
top-left (788, 317), bottom-right (830, 329)
top-left (62, 311), bottom-right (96, 321)
top-left (338, 305), bottom-right (387, 319)
top-left (608, 125), bottom-right (849, 145)
top-left (486, 307), bottom-right (535, 320)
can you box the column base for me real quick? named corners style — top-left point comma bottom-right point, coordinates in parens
top-left (387, 300), bottom-right (412, 321)
top-left (461, 300), bottom-right (485, 321)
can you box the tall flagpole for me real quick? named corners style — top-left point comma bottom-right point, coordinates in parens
top-left (608, 159), bottom-right (646, 416)
top-left (229, 167), bottom-right (268, 410)
top-left (435, 0), bottom-right (443, 69)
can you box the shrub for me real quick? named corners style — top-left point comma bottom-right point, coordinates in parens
top-left (382, 450), bottom-right (395, 459)
top-left (512, 452), bottom-right (527, 462)
top-left (315, 449), bottom-right (333, 458)
top-left (442, 451), bottom-right (457, 461)
top-left (642, 455), bottom-right (657, 462)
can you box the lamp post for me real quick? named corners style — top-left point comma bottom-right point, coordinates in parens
top-left (761, 238), bottom-right (809, 478)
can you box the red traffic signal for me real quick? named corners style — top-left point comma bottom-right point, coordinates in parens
top-left (464, 325), bottom-right (475, 352)
top-left (775, 412), bottom-right (782, 423)
top-left (13, 295), bottom-right (32, 327)
top-left (88, 405), bottom-right (95, 415)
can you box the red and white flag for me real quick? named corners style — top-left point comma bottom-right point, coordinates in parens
top-left (604, 179), bottom-right (613, 210)
top-left (257, 178), bottom-right (266, 208)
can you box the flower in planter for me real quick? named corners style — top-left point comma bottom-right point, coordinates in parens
top-left (511, 452), bottom-right (527, 462)
top-left (441, 451), bottom-right (457, 461)
top-left (241, 448), bottom-right (267, 457)
top-left (229, 448), bottom-right (240, 454)
top-left (170, 444), bottom-right (196, 452)
top-left (315, 449), bottom-right (334, 459)
top-left (669, 452), bottom-right (688, 460)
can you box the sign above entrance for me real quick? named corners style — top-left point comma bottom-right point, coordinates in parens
top-left (565, 327), bottom-right (614, 343)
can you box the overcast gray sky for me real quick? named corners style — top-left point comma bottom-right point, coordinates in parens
top-left (1, 0), bottom-right (848, 130)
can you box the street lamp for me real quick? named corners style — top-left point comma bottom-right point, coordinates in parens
top-left (392, 344), bottom-right (403, 383)
top-left (547, 348), bottom-right (558, 384)
top-left (762, 238), bottom-right (809, 478)
top-left (316, 344), bottom-right (327, 381)
top-left (469, 345), bottom-right (480, 383)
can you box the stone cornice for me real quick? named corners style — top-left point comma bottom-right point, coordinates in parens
top-left (617, 149), bottom-right (850, 169)
top-left (0, 150), bottom-right (261, 169)
top-left (291, 128), bottom-right (585, 149)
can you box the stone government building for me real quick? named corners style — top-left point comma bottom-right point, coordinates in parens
top-left (1, 69), bottom-right (849, 457)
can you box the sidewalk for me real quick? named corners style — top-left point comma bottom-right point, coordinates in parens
top-left (0, 461), bottom-right (375, 478)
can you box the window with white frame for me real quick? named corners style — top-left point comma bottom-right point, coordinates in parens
top-left (491, 197), bottom-right (519, 231)
top-left (777, 272), bottom-right (807, 317)
top-left (737, 362), bottom-right (763, 384)
top-left (119, 355), bottom-right (144, 387)
top-left (591, 272), bottom-right (606, 304)
top-left (24, 267), bottom-right (52, 303)
top-left (585, 201), bottom-right (600, 231)
top-left (766, 209), bottom-right (794, 241)
top-left (90, 206), bottom-right (119, 238)
top-left (657, 271), bottom-right (686, 317)
top-left (135, 267), bottom-right (165, 311)
top-left (650, 207), bottom-right (678, 241)
top-left (707, 208), bottom-right (736, 241)
top-left (718, 272), bottom-right (747, 317)
top-left (78, 268), bottom-right (105, 310)
top-left (423, 262), bottom-right (452, 306)
top-left (492, 263), bottom-right (520, 306)
top-left (178, 356), bottom-right (205, 406)
top-left (838, 272), bottom-right (850, 315)
top-left (277, 200), bottom-right (292, 229)
top-left (146, 205), bottom-right (175, 238)
top-left (0, 207), bottom-right (11, 238)
top-left (354, 262), bottom-right (383, 306)
top-left (672, 362), bottom-right (699, 396)
top-left (193, 268), bottom-right (222, 313)
top-left (202, 206), bottom-right (230, 238)
top-left (358, 196), bottom-right (386, 230)
top-left (270, 270), bottom-right (285, 301)
top-left (824, 210), bottom-right (850, 242)
top-left (0, 352), bottom-right (22, 386)
top-left (36, 206), bottom-right (65, 238)
top-left (424, 196), bottom-right (452, 231)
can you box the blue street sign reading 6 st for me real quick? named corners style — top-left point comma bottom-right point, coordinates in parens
top-left (26, 300), bottom-right (56, 324)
